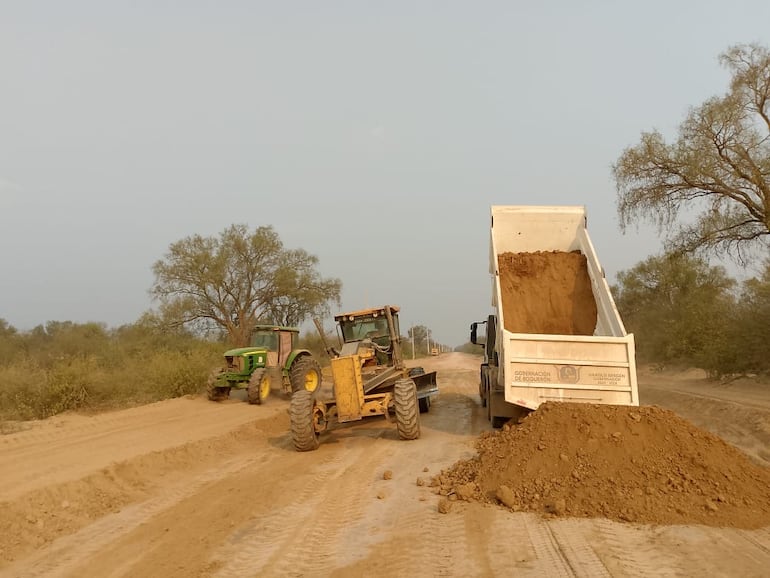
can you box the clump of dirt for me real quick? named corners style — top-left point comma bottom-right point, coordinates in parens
top-left (432, 402), bottom-right (770, 528)
top-left (498, 251), bottom-right (597, 335)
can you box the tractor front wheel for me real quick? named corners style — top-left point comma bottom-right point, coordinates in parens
top-left (206, 369), bottom-right (230, 402)
top-left (289, 356), bottom-right (322, 395)
top-left (290, 389), bottom-right (320, 451)
top-left (394, 378), bottom-right (420, 440)
top-left (247, 369), bottom-right (271, 405)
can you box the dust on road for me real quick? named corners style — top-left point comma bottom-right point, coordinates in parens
top-left (1, 352), bottom-right (769, 577)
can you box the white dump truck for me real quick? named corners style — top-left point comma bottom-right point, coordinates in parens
top-left (471, 205), bottom-right (638, 427)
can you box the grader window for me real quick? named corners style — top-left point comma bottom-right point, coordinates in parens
top-left (340, 316), bottom-right (389, 342)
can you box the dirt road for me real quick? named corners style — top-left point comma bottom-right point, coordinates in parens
top-left (2, 353), bottom-right (769, 577)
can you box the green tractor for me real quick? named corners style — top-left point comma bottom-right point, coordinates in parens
top-left (207, 325), bottom-right (322, 405)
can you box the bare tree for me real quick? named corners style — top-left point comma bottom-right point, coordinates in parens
top-left (151, 224), bottom-right (341, 345)
top-left (613, 43), bottom-right (770, 262)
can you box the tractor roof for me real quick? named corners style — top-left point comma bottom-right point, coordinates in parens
top-left (334, 305), bottom-right (400, 321)
top-left (252, 324), bottom-right (300, 333)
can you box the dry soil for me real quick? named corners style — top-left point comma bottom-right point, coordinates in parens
top-left (498, 250), bottom-right (598, 335)
top-left (434, 401), bottom-right (770, 528)
top-left (1, 353), bottom-right (769, 577)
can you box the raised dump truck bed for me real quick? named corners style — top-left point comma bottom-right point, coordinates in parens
top-left (473, 205), bottom-right (638, 427)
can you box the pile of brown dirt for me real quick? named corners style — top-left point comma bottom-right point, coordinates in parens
top-left (432, 402), bottom-right (770, 528)
top-left (498, 251), bottom-right (597, 334)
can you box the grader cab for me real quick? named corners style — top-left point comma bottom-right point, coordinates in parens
top-left (290, 305), bottom-right (438, 451)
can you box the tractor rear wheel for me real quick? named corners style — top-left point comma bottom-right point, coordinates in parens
top-left (289, 356), bottom-right (322, 394)
top-left (206, 369), bottom-right (230, 401)
top-left (290, 389), bottom-right (320, 451)
top-left (247, 369), bottom-right (271, 405)
top-left (394, 378), bottom-right (420, 440)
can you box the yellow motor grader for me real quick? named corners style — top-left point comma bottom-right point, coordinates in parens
top-left (290, 305), bottom-right (438, 451)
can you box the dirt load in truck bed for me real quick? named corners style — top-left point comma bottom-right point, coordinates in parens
top-left (498, 250), bottom-right (597, 334)
top-left (433, 401), bottom-right (770, 529)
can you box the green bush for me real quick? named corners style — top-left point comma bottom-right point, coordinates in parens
top-left (0, 320), bottom-right (225, 422)
top-left (141, 349), bottom-right (220, 398)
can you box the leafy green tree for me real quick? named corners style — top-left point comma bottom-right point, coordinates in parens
top-left (612, 253), bottom-right (736, 369)
top-left (613, 43), bottom-right (770, 261)
top-left (406, 324), bottom-right (432, 355)
top-left (151, 224), bottom-right (341, 345)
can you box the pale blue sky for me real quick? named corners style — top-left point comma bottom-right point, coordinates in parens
top-left (1, 1), bottom-right (769, 345)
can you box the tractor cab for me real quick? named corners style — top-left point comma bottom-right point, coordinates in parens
top-left (249, 325), bottom-right (298, 369)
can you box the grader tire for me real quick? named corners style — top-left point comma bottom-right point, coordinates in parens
top-left (290, 389), bottom-right (320, 452)
top-left (206, 369), bottom-right (229, 402)
top-left (247, 369), bottom-right (271, 405)
top-left (289, 356), bottom-right (322, 394)
top-left (394, 378), bottom-right (420, 441)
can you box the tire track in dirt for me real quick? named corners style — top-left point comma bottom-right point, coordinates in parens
top-left (261, 444), bottom-right (385, 577)
top-left (324, 364), bottom-right (501, 577)
top-left (641, 385), bottom-right (770, 465)
top-left (474, 508), bottom-right (527, 575)
top-left (58, 441), bottom-right (330, 577)
top-left (0, 453), bottom-right (262, 578)
top-left (538, 518), bottom-right (610, 577)
top-left (708, 528), bottom-right (770, 571)
top-left (211, 430), bottom-right (426, 577)
top-left (652, 387), bottom-right (770, 413)
top-left (738, 527), bottom-right (770, 556)
top-left (522, 514), bottom-right (579, 577)
top-left (6, 354), bottom-right (769, 577)
top-left (330, 492), bottom-right (472, 577)
top-left (210, 448), bottom-right (349, 578)
top-left (590, 518), bottom-right (686, 577)
top-left (1, 399), bottom-right (249, 449)
top-left (0, 411), bottom-right (289, 576)
top-left (324, 432), bottom-right (483, 576)
top-left (0, 398), bottom-right (268, 501)
top-left (590, 518), bottom-right (770, 577)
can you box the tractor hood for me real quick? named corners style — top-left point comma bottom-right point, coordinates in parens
top-left (224, 347), bottom-right (268, 357)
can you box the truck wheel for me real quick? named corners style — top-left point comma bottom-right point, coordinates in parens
top-left (290, 389), bottom-right (320, 451)
top-left (247, 369), bottom-right (271, 405)
top-left (491, 416), bottom-right (509, 429)
top-left (394, 379), bottom-right (420, 440)
top-left (206, 369), bottom-right (229, 401)
top-left (289, 356), bottom-right (322, 394)
top-left (418, 395), bottom-right (431, 413)
top-left (488, 387), bottom-right (509, 428)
